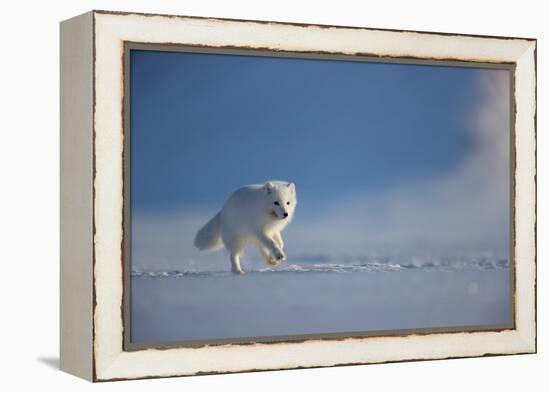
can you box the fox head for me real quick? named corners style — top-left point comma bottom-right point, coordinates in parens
top-left (265, 181), bottom-right (297, 221)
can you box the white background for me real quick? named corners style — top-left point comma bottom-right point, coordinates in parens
top-left (0, 0), bottom-right (545, 391)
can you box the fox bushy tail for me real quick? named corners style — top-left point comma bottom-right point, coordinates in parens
top-left (194, 212), bottom-right (223, 251)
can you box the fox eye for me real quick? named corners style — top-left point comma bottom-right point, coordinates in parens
top-left (274, 201), bottom-right (280, 206)
top-left (286, 202), bottom-right (290, 205)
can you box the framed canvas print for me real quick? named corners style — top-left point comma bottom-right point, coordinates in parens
top-left (60, 10), bottom-right (537, 382)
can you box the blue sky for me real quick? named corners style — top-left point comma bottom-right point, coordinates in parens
top-left (130, 50), bottom-right (492, 212)
top-left (130, 49), bottom-right (510, 264)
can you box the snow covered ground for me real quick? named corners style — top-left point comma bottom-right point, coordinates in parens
top-left (130, 257), bottom-right (512, 344)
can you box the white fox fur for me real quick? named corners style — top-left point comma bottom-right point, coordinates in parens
top-left (194, 181), bottom-right (297, 273)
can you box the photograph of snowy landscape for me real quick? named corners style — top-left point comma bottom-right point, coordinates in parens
top-left (128, 48), bottom-right (512, 345)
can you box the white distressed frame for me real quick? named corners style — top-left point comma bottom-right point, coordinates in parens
top-left (62, 10), bottom-right (536, 382)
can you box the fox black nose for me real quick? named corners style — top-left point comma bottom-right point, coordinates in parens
top-left (283, 213), bottom-right (288, 218)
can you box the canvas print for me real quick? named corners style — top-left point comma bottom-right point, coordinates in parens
top-left (127, 47), bottom-right (512, 346)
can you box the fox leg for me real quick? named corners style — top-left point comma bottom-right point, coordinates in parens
top-left (259, 233), bottom-right (284, 266)
top-left (273, 232), bottom-right (284, 249)
top-left (259, 246), bottom-right (279, 266)
top-left (258, 234), bottom-right (286, 262)
top-left (221, 230), bottom-right (246, 274)
top-left (230, 252), bottom-right (244, 274)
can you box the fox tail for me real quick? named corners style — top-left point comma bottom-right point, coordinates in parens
top-left (194, 212), bottom-right (223, 251)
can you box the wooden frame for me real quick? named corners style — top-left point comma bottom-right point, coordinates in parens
top-left (60, 10), bottom-right (537, 382)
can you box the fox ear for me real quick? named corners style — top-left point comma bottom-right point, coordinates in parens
top-left (287, 182), bottom-right (295, 193)
top-left (265, 182), bottom-right (275, 194)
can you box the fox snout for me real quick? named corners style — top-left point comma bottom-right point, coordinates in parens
top-left (270, 209), bottom-right (289, 219)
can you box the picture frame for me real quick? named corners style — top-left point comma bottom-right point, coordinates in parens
top-left (60, 10), bottom-right (537, 382)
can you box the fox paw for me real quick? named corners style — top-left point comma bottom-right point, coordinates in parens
top-left (274, 250), bottom-right (286, 262)
top-left (264, 250), bottom-right (286, 266)
top-left (266, 257), bottom-right (280, 266)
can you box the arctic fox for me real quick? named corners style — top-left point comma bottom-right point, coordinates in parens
top-left (194, 181), bottom-right (297, 273)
